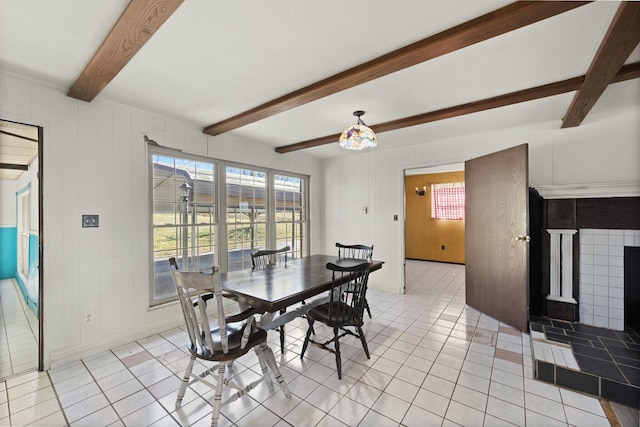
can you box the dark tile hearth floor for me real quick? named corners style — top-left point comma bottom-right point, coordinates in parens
top-left (530, 316), bottom-right (640, 409)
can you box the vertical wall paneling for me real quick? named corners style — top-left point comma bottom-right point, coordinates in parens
top-left (98, 102), bottom-right (117, 336)
top-left (77, 101), bottom-right (101, 343)
top-left (59, 99), bottom-right (81, 350)
top-left (113, 107), bottom-right (134, 333)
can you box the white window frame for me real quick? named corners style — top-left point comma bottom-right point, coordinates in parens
top-left (148, 147), bottom-right (309, 306)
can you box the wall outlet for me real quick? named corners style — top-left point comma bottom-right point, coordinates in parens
top-left (84, 312), bottom-right (94, 325)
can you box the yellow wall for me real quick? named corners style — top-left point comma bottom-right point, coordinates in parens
top-left (405, 172), bottom-right (465, 263)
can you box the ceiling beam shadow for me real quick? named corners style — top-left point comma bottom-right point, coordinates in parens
top-left (275, 62), bottom-right (640, 154)
top-left (67, 0), bottom-right (183, 102)
top-left (203, 1), bottom-right (589, 137)
top-left (0, 129), bottom-right (38, 142)
top-left (562, 2), bottom-right (640, 128)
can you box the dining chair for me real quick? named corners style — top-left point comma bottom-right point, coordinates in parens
top-left (336, 242), bottom-right (374, 318)
top-left (336, 242), bottom-right (374, 261)
top-left (251, 246), bottom-right (290, 353)
top-left (300, 261), bottom-right (371, 379)
top-left (168, 258), bottom-right (290, 427)
top-left (251, 245), bottom-right (290, 268)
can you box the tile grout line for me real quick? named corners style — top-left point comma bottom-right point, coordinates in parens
top-left (45, 370), bottom-right (71, 427)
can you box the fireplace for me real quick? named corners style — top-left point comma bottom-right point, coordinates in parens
top-left (625, 246), bottom-right (640, 331)
top-left (578, 229), bottom-right (640, 331)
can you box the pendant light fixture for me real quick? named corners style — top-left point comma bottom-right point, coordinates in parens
top-left (339, 110), bottom-right (377, 150)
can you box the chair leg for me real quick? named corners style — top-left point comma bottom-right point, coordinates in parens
top-left (279, 325), bottom-right (286, 354)
top-left (333, 327), bottom-right (342, 379)
top-left (176, 354), bottom-right (195, 409)
top-left (279, 308), bottom-right (286, 353)
top-left (365, 299), bottom-right (372, 319)
top-left (210, 362), bottom-right (226, 427)
top-left (357, 326), bottom-right (370, 359)
top-left (254, 345), bottom-right (275, 392)
top-left (300, 317), bottom-right (315, 360)
top-left (260, 343), bottom-right (292, 398)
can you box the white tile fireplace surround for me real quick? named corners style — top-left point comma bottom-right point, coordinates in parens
top-left (579, 229), bottom-right (640, 330)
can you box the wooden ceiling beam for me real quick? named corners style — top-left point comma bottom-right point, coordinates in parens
top-left (562, 2), bottom-right (640, 128)
top-left (0, 163), bottom-right (29, 171)
top-left (204, 1), bottom-right (589, 137)
top-left (67, 0), bottom-right (183, 102)
top-left (275, 62), bottom-right (640, 154)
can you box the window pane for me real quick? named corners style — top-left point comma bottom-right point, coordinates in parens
top-left (226, 167), bottom-right (267, 271)
top-left (152, 154), bottom-right (216, 304)
top-left (274, 174), bottom-right (306, 259)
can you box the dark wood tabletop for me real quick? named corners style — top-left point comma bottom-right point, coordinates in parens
top-left (221, 254), bottom-right (384, 313)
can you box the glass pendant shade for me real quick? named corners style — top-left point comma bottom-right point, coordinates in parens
top-left (339, 111), bottom-right (377, 150)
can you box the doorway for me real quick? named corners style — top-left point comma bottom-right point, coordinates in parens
top-left (0, 119), bottom-right (43, 378)
top-left (403, 144), bottom-right (530, 332)
top-left (405, 166), bottom-right (465, 264)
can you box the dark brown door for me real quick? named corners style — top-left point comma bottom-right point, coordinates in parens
top-left (465, 144), bottom-right (529, 332)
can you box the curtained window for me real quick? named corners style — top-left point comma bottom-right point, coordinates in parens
top-left (432, 183), bottom-right (465, 220)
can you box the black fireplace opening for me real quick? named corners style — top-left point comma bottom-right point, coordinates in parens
top-left (624, 246), bottom-right (640, 332)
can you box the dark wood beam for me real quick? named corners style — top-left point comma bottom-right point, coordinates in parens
top-left (67, 0), bottom-right (183, 102)
top-left (0, 163), bottom-right (29, 171)
top-left (562, 2), bottom-right (640, 128)
top-left (276, 62), bottom-right (640, 154)
top-left (204, 1), bottom-right (589, 137)
top-left (0, 129), bottom-right (38, 142)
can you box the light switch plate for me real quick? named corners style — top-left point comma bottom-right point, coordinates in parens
top-left (82, 214), bottom-right (99, 228)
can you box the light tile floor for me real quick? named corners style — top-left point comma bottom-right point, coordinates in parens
top-left (0, 261), bottom-right (627, 426)
top-left (0, 278), bottom-right (39, 378)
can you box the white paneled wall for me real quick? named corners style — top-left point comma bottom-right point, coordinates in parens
top-left (2, 69), bottom-right (639, 369)
top-left (0, 70), bottom-right (321, 369)
top-left (579, 229), bottom-right (640, 330)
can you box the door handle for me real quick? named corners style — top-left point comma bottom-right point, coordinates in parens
top-left (515, 235), bottom-right (530, 242)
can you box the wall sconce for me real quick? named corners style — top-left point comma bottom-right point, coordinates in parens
top-left (415, 186), bottom-right (427, 196)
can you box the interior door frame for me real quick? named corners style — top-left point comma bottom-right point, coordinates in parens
top-left (0, 118), bottom-right (44, 374)
top-left (37, 125), bottom-right (43, 371)
top-left (402, 162), bottom-right (466, 293)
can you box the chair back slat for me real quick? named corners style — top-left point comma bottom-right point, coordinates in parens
top-left (336, 243), bottom-right (374, 261)
top-left (251, 246), bottom-right (290, 268)
top-left (169, 258), bottom-right (228, 355)
top-left (326, 261), bottom-right (371, 325)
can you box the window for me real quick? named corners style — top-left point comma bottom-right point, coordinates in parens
top-left (226, 167), bottom-right (267, 271)
top-left (151, 154), bottom-right (216, 304)
top-left (432, 182), bottom-right (465, 220)
top-left (274, 174), bottom-right (307, 259)
top-left (149, 149), bottom-right (309, 305)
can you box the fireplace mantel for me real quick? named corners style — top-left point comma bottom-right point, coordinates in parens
top-left (534, 181), bottom-right (640, 199)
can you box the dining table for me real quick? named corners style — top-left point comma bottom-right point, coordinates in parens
top-left (220, 254), bottom-right (384, 331)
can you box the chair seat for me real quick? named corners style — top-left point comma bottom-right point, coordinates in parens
top-left (191, 322), bottom-right (268, 362)
top-left (307, 302), bottom-right (362, 327)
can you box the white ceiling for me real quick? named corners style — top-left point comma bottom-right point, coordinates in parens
top-left (1, 0), bottom-right (638, 159)
top-left (0, 120), bottom-right (38, 180)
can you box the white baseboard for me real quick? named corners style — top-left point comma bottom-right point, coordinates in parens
top-left (46, 317), bottom-right (184, 371)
